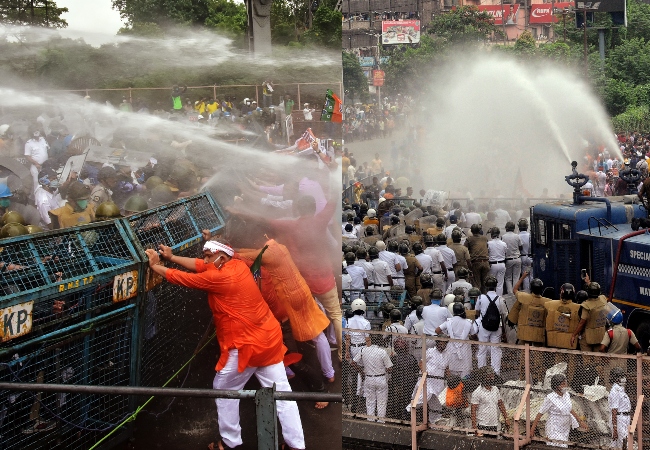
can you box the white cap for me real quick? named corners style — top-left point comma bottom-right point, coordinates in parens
top-left (367, 208), bottom-right (376, 218)
top-left (0, 124), bottom-right (9, 136)
top-left (375, 240), bottom-right (386, 251)
top-left (304, 103), bottom-right (309, 106)
top-left (378, 197), bottom-right (386, 204)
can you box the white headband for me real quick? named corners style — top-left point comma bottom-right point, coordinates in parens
top-left (203, 241), bottom-right (234, 257)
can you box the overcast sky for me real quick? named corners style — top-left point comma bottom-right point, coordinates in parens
top-left (56, 0), bottom-right (126, 44)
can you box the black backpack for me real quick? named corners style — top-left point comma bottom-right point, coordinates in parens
top-left (481, 294), bottom-right (501, 332)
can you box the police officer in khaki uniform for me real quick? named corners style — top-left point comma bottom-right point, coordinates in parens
top-left (508, 274), bottom-right (549, 345)
top-left (90, 166), bottom-right (118, 213)
top-left (401, 243), bottom-right (423, 298)
top-left (545, 283), bottom-right (581, 349)
top-left (571, 282), bottom-right (608, 352)
top-left (465, 224), bottom-right (490, 293)
top-left (48, 183), bottom-right (94, 229)
top-left (448, 228), bottom-right (471, 277)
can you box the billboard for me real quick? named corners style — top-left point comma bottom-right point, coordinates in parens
top-left (529, 2), bottom-right (574, 23)
top-left (382, 20), bottom-right (420, 45)
top-left (477, 4), bottom-right (520, 25)
top-left (373, 70), bottom-right (385, 87)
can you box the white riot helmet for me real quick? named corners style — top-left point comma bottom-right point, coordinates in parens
top-left (367, 209), bottom-right (376, 218)
top-left (351, 299), bottom-right (366, 312)
top-left (443, 293), bottom-right (456, 308)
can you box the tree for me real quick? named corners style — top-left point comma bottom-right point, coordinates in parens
top-left (428, 6), bottom-right (501, 43)
top-left (0, 0), bottom-right (68, 28)
top-left (513, 30), bottom-right (536, 57)
top-left (342, 51), bottom-right (367, 102)
top-left (301, 5), bottom-right (342, 48)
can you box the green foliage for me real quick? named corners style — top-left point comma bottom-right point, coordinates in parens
top-left (428, 6), bottom-right (501, 43)
top-left (606, 37), bottom-right (650, 84)
top-left (0, 0), bottom-right (68, 28)
top-left (301, 6), bottom-right (342, 48)
top-left (513, 30), bottom-right (536, 58)
top-left (612, 105), bottom-right (650, 133)
top-left (342, 51), bottom-right (367, 101)
top-left (118, 22), bottom-right (165, 38)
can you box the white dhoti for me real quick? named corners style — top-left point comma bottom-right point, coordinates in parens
top-left (212, 349), bottom-right (305, 449)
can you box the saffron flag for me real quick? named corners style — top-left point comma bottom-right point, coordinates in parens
top-left (321, 89), bottom-right (343, 123)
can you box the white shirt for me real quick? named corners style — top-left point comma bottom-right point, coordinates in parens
top-left (502, 232), bottom-right (522, 258)
top-left (346, 264), bottom-right (367, 290)
top-left (471, 385), bottom-right (502, 427)
top-left (353, 345), bottom-right (393, 376)
top-left (303, 108), bottom-right (314, 120)
top-left (404, 310), bottom-right (418, 331)
top-left (355, 260), bottom-right (375, 285)
top-left (608, 382), bottom-right (631, 413)
top-left (465, 212), bottom-right (482, 228)
top-left (415, 253), bottom-right (434, 274)
top-left (493, 209), bottom-right (511, 231)
top-left (475, 291), bottom-right (507, 327)
top-left (371, 259), bottom-right (392, 286)
top-left (487, 239), bottom-right (507, 262)
top-left (379, 250), bottom-right (400, 277)
top-left (346, 314), bottom-right (371, 344)
top-left (519, 231), bottom-right (530, 256)
top-left (422, 304), bottom-right (452, 335)
top-left (439, 316), bottom-right (478, 340)
top-left (34, 186), bottom-right (61, 226)
top-left (423, 247), bottom-right (444, 272)
top-left (438, 245), bottom-right (457, 270)
top-left (425, 347), bottom-right (449, 394)
top-left (342, 271), bottom-right (352, 290)
top-left (394, 254), bottom-right (407, 278)
top-left (24, 137), bottom-right (49, 164)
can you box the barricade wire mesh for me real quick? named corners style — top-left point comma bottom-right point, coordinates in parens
top-left (126, 194), bottom-right (225, 388)
top-left (342, 325), bottom-right (650, 449)
top-left (0, 314), bottom-right (134, 450)
top-left (0, 222), bottom-right (140, 339)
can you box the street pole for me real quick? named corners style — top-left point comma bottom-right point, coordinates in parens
top-left (501, 0), bottom-right (507, 42)
top-left (583, 8), bottom-right (588, 76)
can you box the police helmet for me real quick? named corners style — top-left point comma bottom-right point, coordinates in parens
top-left (389, 308), bottom-right (402, 322)
top-left (454, 294), bottom-right (465, 304)
top-left (560, 283), bottom-right (575, 301)
top-left (436, 217), bottom-right (445, 227)
top-left (443, 294), bottom-right (456, 307)
top-left (453, 287), bottom-right (465, 297)
top-left (490, 227), bottom-right (500, 238)
top-left (381, 302), bottom-right (395, 317)
top-left (430, 288), bottom-right (443, 299)
top-left (1, 211), bottom-right (25, 226)
top-left (150, 184), bottom-right (176, 205)
top-left (344, 252), bottom-right (356, 264)
top-left (530, 278), bottom-right (544, 295)
top-left (412, 242), bottom-right (423, 255)
top-left (0, 222), bottom-right (28, 238)
top-left (365, 226), bottom-right (375, 236)
top-left (609, 366), bottom-right (626, 384)
top-left (452, 302), bottom-right (466, 317)
top-left (416, 305), bottom-right (425, 319)
top-left (398, 243), bottom-right (409, 255)
top-left (457, 267), bottom-right (470, 279)
top-left (386, 241), bottom-right (398, 253)
top-left (95, 201), bottom-right (123, 220)
top-left (67, 182), bottom-right (90, 200)
top-left (518, 218), bottom-right (528, 231)
top-left (436, 233), bottom-right (447, 244)
top-left (451, 228), bottom-right (462, 242)
top-left (350, 299), bottom-right (366, 312)
top-left (356, 248), bottom-right (367, 260)
top-left (368, 246), bottom-right (379, 259)
top-left (575, 290), bottom-right (588, 304)
top-left (26, 225), bottom-right (44, 234)
top-left (605, 303), bottom-right (623, 325)
top-left (423, 234), bottom-right (434, 245)
top-left (484, 275), bottom-right (498, 289)
top-left (367, 209), bottom-right (377, 218)
top-left (124, 195), bottom-right (149, 213)
top-left (390, 215), bottom-right (400, 225)
top-left (470, 223), bottom-right (482, 235)
top-left (144, 176), bottom-right (164, 191)
top-left (405, 225), bottom-right (415, 234)
top-left (375, 241), bottom-right (386, 251)
top-left (587, 282), bottom-right (601, 298)
top-left (410, 296), bottom-right (423, 309)
top-left (468, 287), bottom-right (481, 298)
top-left (419, 273), bottom-right (433, 287)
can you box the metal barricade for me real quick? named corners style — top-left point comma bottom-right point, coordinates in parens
top-left (122, 193), bottom-right (226, 388)
top-left (0, 220), bottom-right (142, 450)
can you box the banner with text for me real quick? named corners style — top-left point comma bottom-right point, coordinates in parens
top-left (477, 4), bottom-right (520, 25)
top-left (529, 2), bottom-right (574, 23)
top-left (381, 20), bottom-right (420, 45)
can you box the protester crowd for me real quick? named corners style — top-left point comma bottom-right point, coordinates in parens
top-left (342, 96), bottom-right (413, 144)
top-left (0, 84), bottom-right (344, 450)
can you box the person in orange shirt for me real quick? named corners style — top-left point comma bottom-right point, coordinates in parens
top-left (145, 239), bottom-right (305, 450)
top-left (238, 239), bottom-right (335, 408)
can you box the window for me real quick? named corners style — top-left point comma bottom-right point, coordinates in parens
top-left (536, 219), bottom-right (547, 246)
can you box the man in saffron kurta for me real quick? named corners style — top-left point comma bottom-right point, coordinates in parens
top-left (145, 240), bottom-right (305, 450)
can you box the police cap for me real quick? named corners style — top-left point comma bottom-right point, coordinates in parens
top-left (1, 211), bottom-right (25, 226)
top-left (0, 222), bottom-right (28, 239)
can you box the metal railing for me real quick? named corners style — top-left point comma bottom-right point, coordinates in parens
top-left (0, 382), bottom-right (342, 450)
